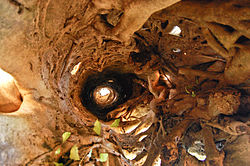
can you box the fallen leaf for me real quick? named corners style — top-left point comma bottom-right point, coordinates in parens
top-left (110, 119), bottom-right (120, 127)
top-left (93, 120), bottom-right (101, 135)
top-left (62, 132), bottom-right (71, 143)
top-left (100, 153), bottom-right (108, 162)
top-left (70, 145), bottom-right (80, 161)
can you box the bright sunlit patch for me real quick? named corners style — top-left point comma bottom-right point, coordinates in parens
top-left (123, 148), bottom-right (146, 161)
top-left (122, 149), bottom-right (137, 160)
top-left (0, 68), bottom-right (22, 113)
top-left (0, 68), bottom-right (14, 84)
top-left (93, 86), bottom-right (117, 107)
top-left (187, 141), bottom-right (206, 161)
top-left (162, 74), bottom-right (173, 89)
top-left (153, 155), bottom-right (161, 166)
top-left (172, 48), bottom-right (181, 53)
top-left (70, 62), bottom-right (81, 75)
top-left (138, 135), bottom-right (147, 142)
top-left (136, 125), bottom-right (151, 135)
top-left (98, 88), bottom-right (111, 96)
top-left (125, 122), bottom-right (140, 134)
top-left (169, 26), bottom-right (181, 37)
top-left (162, 74), bottom-right (171, 81)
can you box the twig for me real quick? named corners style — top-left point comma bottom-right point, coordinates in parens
top-left (202, 126), bottom-right (224, 166)
top-left (205, 121), bottom-right (248, 136)
top-left (178, 67), bottom-right (223, 80)
top-left (202, 28), bottom-right (229, 60)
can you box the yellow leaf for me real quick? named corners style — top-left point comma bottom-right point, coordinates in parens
top-left (100, 153), bottom-right (108, 162)
top-left (62, 132), bottom-right (71, 143)
top-left (110, 119), bottom-right (120, 127)
top-left (191, 91), bottom-right (196, 97)
top-left (70, 145), bottom-right (80, 161)
top-left (53, 162), bottom-right (63, 166)
top-left (93, 120), bottom-right (101, 135)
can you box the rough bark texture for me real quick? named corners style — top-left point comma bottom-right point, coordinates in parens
top-left (0, 0), bottom-right (249, 165)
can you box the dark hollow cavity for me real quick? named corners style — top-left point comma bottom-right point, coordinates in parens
top-left (80, 71), bottom-right (134, 120)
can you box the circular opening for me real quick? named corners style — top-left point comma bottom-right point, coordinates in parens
top-left (93, 86), bottom-right (118, 107)
top-left (80, 71), bottom-right (134, 120)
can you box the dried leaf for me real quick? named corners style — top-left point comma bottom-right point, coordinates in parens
top-left (110, 119), bottom-right (120, 127)
top-left (62, 132), bottom-right (71, 143)
top-left (53, 162), bottom-right (63, 166)
top-left (93, 120), bottom-right (101, 135)
top-left (55, 148), bottom-right (61, 155)
top-left (100, 153), bottom-right (108, 162)
top-left (70, 145), bottom-right (80, 161)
